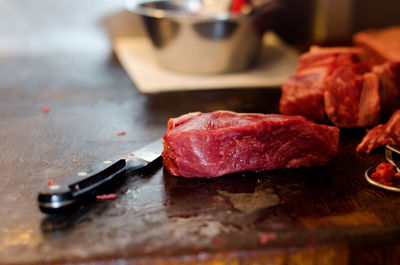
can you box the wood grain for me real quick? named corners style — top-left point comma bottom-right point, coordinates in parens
top-left (1, 1), bottom-right (400, 265)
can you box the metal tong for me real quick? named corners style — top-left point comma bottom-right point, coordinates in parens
top-left (365, 145), bottom-right (400, 192)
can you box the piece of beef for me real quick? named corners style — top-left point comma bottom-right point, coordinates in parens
top-left (354, 27), bottom-right (400, 120)
top-left (354, 27), bottom-right (400, 63)
top-left (280, 37), bottom-right (400, 128)
top-left (283, 47), bottom-right (367, 123)
top-left (297, 46), bottom-right (367, 72)
top-left (280, 46), bottom-right (374, 126)
top-left (357, 109), bottom-right (400, 154)
top-left (372, 62), bottom-right (400, 118)
top-left (323, 63), bottom-right (380, 127)
top-left (280, 68), bottom-right (328, 123)
top-left (162, 111), bottom-right (340, 178)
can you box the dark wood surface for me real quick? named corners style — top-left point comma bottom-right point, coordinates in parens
top-left (1, 1), bottom-right (400, 265)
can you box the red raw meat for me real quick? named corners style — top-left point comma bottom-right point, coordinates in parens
top-left (162, 111), bottom-right (340, 178)
top-left (354, 27), bottom-right (400, 63)
top-left (372, 62), bottom-right (400, 118)
top-left (96, 194), bottom-right (117, 200)
top-left (280, 68), bottom-right (328, 123)
top-left (357, 109), bottom-right (400, 154)
top-left (297, 46), bottom-right (366, 72)
top-left (324, 63), bottom-right (380, 127)
top-left (370, 162), bottom-right (399, 186)
top-left (42, 106), bottom-right (51, 113)
top-left (280, 46), bottom-right (379, 127)
top-left (280, 30), bottom-right (400, 128)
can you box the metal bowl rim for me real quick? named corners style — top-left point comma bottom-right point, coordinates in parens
top-left (126, 0), bottom-right (260, 20)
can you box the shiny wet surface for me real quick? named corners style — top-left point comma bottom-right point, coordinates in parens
top-left (1, 50), bottom-right (399, 264)
top-left (1, 1), bottom-right (400, 264)
top-left (2, 121), bottom-right (400, 264)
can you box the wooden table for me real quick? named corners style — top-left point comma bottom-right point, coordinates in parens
top-left (1, 1), bottom-right (400, 264)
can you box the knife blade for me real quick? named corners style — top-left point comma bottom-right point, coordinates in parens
top-left (38, 138), bottom-right (164, 214)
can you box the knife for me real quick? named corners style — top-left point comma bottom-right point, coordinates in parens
top-left (38, 138), bottom-right (164, 214)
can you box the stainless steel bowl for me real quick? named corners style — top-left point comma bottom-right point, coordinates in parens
top-left (127, 0), bottom-right (275, 74)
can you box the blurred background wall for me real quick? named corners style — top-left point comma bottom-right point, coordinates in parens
top-left (273, 0), bottom-right (400, 45)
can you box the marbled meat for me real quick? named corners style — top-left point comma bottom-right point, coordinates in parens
top-left (162, 111), bottom-right (340, 178)
top-left (280, 46), bottom-right (382, 127)
top-left (357, 109), bottom-right (400, 154)
top-left (280, 27), bottom-right (400, 128)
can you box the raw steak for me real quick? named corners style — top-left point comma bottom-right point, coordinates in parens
top-left (280, 46), bottom-right (378, 126)
top-left (279, 68), bottom-right (328, 123)
top-left (354, 27), bottom-right (400, 63)
top-left (372, 62), bottom-right (400, 118)
top-left (162, 111), bottom-right (340, 178)
top-left (297, 46), bottom-right (367, 72)
top-left (323, 63), bottom-right (380, 127)
top-left (357, 109), bottom-right (400, 154)
top-left (280, 30), bottom-right (400, 128)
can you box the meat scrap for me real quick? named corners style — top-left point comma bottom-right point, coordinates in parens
top-left (370, 162), bottom-right (400, 186)
top-left (357, 109), bottom-right (400, 154)
top-left (162, 111), bottom-right (340, 178)
top-left (96, 194), bottom-right (117, 200)
top-left (42, 106), bottom-right (51, 113)
top-left (280, 26), bottom-right (400, 128)
top-left (259, 232), bottom-right (277, 245)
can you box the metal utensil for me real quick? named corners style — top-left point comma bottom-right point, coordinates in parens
top-left (385, 145), bottom-right (400, 172)
top-left (365, 145), bottom-right (400, 192)
top-left (126, 0), bottom-right (276, 74)
top-left (38, 138), bottom-right (164, 214)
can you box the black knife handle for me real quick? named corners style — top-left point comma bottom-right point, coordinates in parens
top-left (38, 157), bottom-right (127, 214)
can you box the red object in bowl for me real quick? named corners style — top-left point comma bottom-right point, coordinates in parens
top-left (230, 0), bottom-right (250, 13)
